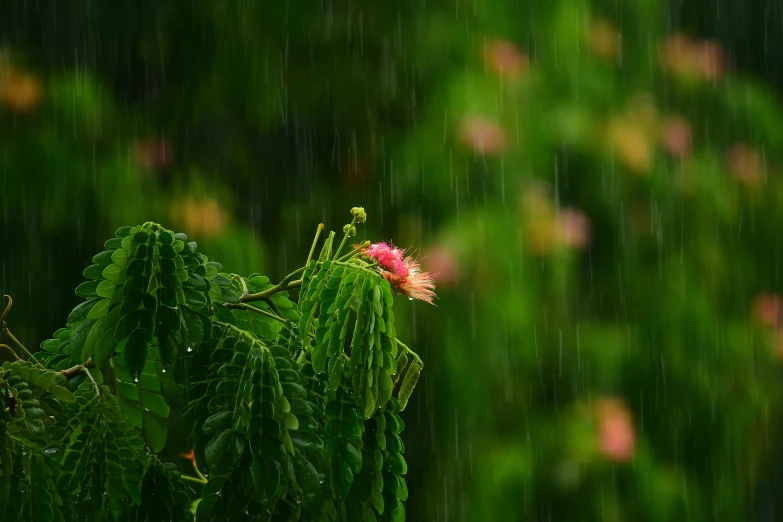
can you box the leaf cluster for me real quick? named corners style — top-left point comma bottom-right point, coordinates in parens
top-left (1, 215), bottom-right (425, 521)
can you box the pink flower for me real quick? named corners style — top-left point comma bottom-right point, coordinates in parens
top-left (753, 294), bottom-right (783, 329)
top-left (556, 209), bottom-right (591, 250)
top-left (727, 144), bottom-right (763, 188)
top-left (661, 116), bottom-right (693, 158)
top-left (423, 245), bottom-right (460, 287)
top-left (458, 116), bottom-right (509, 156)
top-left (483, 40), bottom-right (528, 78)
top-left (365, 242), bottom-right (437, 305)
top-left (594, 398), bottom-right (635, 463)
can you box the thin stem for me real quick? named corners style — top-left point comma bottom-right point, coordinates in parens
top-left (332, 217), bottom-right (357, 261)
top-left (279, 266), bottom-right (307, 287)
top-left (82, 365), bottom-right (101, 396)
top-left (224, 303), bottom-right (287, 324)
top-left (336, 241), bottom-right (370, 263)
top-left (263, 297), bottom-right (284, 319)
top-left (306, 224), bottom-right (325, 266)
top-left (333, 261), bottom-right (378, 277)
top-left (0, 344), bottom-right (22, 361)
top-left (181, 474), bottom-right (208, 485)
top-left (396, 339), bottom-right (423, 369)
top-left (1, 295), bottom-right (12, 322)
top-left (2, 323), bottom-right (43, 368)
top-left (213, 321), bottom-right (261, 342)
top-left (241, 279), bottom-right (302, 304)
top-left (60, 358), bottom-right (93, 380)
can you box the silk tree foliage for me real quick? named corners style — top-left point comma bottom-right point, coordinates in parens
top-left (0, 207), bottom-right (429, 521)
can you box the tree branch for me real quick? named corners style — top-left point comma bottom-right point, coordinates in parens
top-left (59, 358), bottom-right (94, 380)
top-left (241, 279), bottom-right (302, 303)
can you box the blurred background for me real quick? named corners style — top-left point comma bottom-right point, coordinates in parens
top-left (3, 0), bottom-right (783, 520)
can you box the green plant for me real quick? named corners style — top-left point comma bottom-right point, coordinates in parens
top-left (0, 207), bottom-right (430, 521)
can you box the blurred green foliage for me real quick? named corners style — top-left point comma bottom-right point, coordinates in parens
top-left (3, 0), bottom-right (783, 520)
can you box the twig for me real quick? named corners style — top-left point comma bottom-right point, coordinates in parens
top-left (263, 297), bottom-right (284, 319)
top-left (224, 303), bottom-right (287, 324)
top-left (82, 365), bottom-right (101, 396)
top-left (1, 295), bottom-right (11, 322)
top-left (332, 217), bottom-right (357, 261)
top-left (59, 358), bottom-right (94, 380)
top-left (241, 279), bottom-right (302, 304)
top-left (0, 344), bottom-right (22, 361)
top-left (1, 296), bottom-right (43, 368)
top-left (396, 339), bottom-right (423, 369)
top-left (306, 224), bottom-right (325, 266)
top-left (181, 474), bottom-right (207, 485)
top-left (336, 241), bottom-right (370, 263)
top-left (1, 325), bottom-right (43, 368)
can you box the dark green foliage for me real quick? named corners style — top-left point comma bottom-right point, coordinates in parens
top-left (1, 216), bottom-right (425, 521)
top-left (124, 457), bottom-right (192, 522)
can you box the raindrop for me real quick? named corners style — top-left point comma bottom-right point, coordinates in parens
top-left (133, 377), bottom-right (139, 383)
top-left (408, 297), bottom-right (414, 301)
top-left (43, 446), bottom-right (59, 455)
top-left (187, 347), bottom-right (193, 352)
top-left (162, 369), bottom-right (166, 373)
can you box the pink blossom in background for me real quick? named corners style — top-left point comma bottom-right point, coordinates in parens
top-left (556, 209), bottom-right (591, 250)
top-left (661, 34), bottom-right (725, 82)
top-left (661, 117), bottom-right (693, 158)
top-left (423, 245), bottom-right (460, 287)
top-left (694, 40), bottom-right (725, 81)
top-left (133, 138), bottom-right (173, 171)
top-left (753, 294), bottom-right (783, 329)
top-left (484, 40), bottom-right (528, 78)
top-left (727, 144), bottom-right (763, 188)
top-left (458, 116), bottom-right (509, 156)
top-left (594, 398), bottom-right (636, 463)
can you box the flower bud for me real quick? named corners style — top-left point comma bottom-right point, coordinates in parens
top-left (350, 207), bottom-right (367, 223)
top-left (343, 224), bottom-right (357, 237)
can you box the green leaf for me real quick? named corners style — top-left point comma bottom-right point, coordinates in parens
top-left (115, 226), bottom-right (132, 237)
top-left (159, 230), bottom-right (174, 245)
top-left (111, 248), bottom-right (128, 266)
top-left (37, 370), bottom-right (57, 389)
top-left (124, 329), bottom-right (149, 380)
top-left (82, 264), bottom-right (105, 280)
top-left (86, 298), bottom-right (111, 320)
top-left (69, 319), bottom-right (97, 360)
top-left (125, 259), bottom-right (146, 277)
top-left (139, 391), bottom-right (170, 417)
top-left (92, 250), bottom-right (114, 266)
top-left (40, 338), bottom-right (63, 353)
top-left (101, 263), bottom-right (123, 282)
top-left (312, 342), bottom-right (328, 374)
top-left (213, 304), bottom-right (236, 325)
top-left (75, 280), bottom-right (100, 299)
top-left (202, 411), bottom-right (233, 435)
top-left (143, 411), bottom-right (168, 453)
top-left (397, 362), bottom-right (420, 411)
top-left (204, 429), bottom-right (232, 469)
top-left (96, 280), bottom-right (116, 299)
top-left (67, 298), bottom-right (100, 325)
top-left (182, 307), bottom-right (205, 346)
top-left (184, 288), bottom-right (207, 307)
top-left (48, 385), bottom-right (77, 403)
